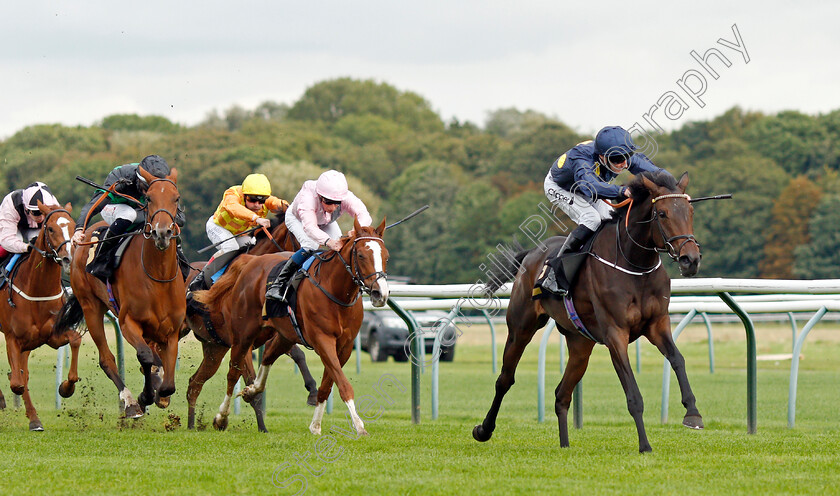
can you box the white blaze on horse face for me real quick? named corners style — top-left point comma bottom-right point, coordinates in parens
top-left (56, 217), bottom-right (71, 246)
top-left (365, 240), bottom-right (389, 301)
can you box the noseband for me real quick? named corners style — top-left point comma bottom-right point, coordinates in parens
top-left (31, 209), bottom-right (73, 264)
top-left (310, 235), bottom-right (388, 306)
top-left (142, 178), bottom-right (180, 239)
top-left (650, 193), bottom-right (701, 261)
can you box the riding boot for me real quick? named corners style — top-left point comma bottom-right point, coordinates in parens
top-left (87, 218), bottom-right (132, 280)
top-left (556, 225), bottom-right (595, 259)
top-left (265, 248), bottom-right (313, 302)
top-left (536, 225), bottom-right (595, 296)
top-left (189, 250), bottom-right (239, 294)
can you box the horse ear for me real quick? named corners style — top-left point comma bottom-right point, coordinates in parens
top-left (168, 167), bottom-right (178, 184)
top-left (641, 174), bottom-right (658, 194)
top-left (677, 171), bottom-right (689, 193)
top-left (353, 215), bottom-right (362, 235)
top-left (375, 217), bottom-right (387, 237)
top-left (64, 202), bottom-right (73, 213)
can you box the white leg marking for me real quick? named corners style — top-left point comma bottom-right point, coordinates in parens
top-left (345, 399), bottom-right (368, 436)
top-left (309, 401), bottom-right (327, 435)
top-left (119, 388), bottom-right (136, 409)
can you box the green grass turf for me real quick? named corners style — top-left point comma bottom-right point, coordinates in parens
top-left (1, 323), bottom-right (839, 495)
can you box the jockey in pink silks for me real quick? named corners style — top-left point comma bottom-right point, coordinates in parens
top-left (265, 170), bottom-right (372, 303)
top-left (0, 182), bottom-right (61, 259)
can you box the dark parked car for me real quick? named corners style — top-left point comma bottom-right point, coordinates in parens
top-left (359, 309), bottom-right (456, 362)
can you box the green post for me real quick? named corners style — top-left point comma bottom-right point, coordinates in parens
top-left (718, 292), bottom-right (757, 434)
top-left (388, 300), bottom-right (421, 424)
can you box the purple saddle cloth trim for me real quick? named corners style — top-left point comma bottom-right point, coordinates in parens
top-left (563, 295), bottom-right (600, 343)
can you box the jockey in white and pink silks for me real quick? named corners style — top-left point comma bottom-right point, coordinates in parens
top-left (265, 170), bottom-right (372, 302)
top-left (0, 182), bottom-right (62, 260)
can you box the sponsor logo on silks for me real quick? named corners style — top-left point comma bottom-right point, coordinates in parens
top-left (546, 188), bottom-right (572, 205)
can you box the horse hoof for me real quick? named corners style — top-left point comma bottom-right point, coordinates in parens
top-left (472, 424), bottom-right (492, 442)
top-left (0, 396), bottom-right (6, 409)
top-left (639, 445), bottom-right (653, 454)
top-left (138, 392), bottom-right (151, 408)
top-left (241, 387), bottom-right (256, 404)
top-left (358, 428), bottom-right (369, 437)
top-left (683, 415), bottom-right (704, 430)
top-left (124, 404), bottom-right (144, 419)
top-left (155, 394), bottom-right (171, 409)
top-left (306, 391), bottom-right (318, 407)
top-left (29, 420), bottom-right (44, 431)
top-left (59, 381), bottom-right (76, 398)
top-left (10, 384), bottom-right (24, 396)
top-left (213, 415), bottom-right (228, 431)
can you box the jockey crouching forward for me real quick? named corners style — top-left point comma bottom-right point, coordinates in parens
top-left (71, 155), bottom-right (188, 281)
top-left (0, 182), bottom-right (61, 265)
top-left (538, 126), bottom-right (667, 295)
top-left (187, 173), bottom-right (288, 294)
top-left (265, 170), bottom-right (372, 303)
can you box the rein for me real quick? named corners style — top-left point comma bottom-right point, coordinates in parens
top-left (304, 236), bottom-right (387, 307)
top-left (599, 192), bottom-right (700, 274)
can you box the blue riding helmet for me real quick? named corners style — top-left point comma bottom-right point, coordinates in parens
top-left (594, 126), bottom-right (638, 158)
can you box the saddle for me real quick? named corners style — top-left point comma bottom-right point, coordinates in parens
top-left (532, 227), bottom-right (603, 300)
top-left (85, 225), bottom-right (139, 277)
top-left (262, 254), bottom-right (317, 320)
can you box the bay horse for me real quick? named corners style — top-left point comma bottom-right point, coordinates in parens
top-left (0, 202), bottom-right (79, 430)
top-left (182, 218), bottom-right (317, 430)
top-left (194, 217), bottom-right (389, 434)
top-left (55, 167), bottom-right (185, 419)
top-left (473, 171), bottom-right (703, 453)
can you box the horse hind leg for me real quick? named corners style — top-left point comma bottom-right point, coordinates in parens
top-left (554, 336), bottom-right (595, 447)
top-left (48, 326), bottom-right (82, 398)
top-left (473, 312), bottom-right (547, 442)
top-left (19, 352), bottom-right (43, 431)
top-left (187, 341), bottom-right (227, 430)
top-left (214, 343), bottom-right (249, 431)
top-left (288, 345), bottom-right (318, 406)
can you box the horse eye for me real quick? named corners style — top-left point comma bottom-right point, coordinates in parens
top-left (658, 210), bottom-right (667, 218)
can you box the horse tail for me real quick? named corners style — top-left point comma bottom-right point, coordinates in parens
top-left (482, 244), bottom-right (532, 296)
top-left (54, 293), bottom-right (85, 334)
top-left (193, 255), bottom-right (254, 311)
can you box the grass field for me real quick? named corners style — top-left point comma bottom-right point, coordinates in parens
top-left (1, 320), bottom-right (840, 495)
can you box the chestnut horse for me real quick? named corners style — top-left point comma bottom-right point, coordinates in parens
top-left (194, 217), bottom-right (389, 434)
top-left (183, 218), bottom-right (316, 430)
top-left (473, 171), bottom-right (704, 453)
top-left (0, 202), bottom-right (79, 430)
top-left (55, 168), bottom-right (185, 419)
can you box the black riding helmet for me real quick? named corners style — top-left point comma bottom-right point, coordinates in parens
top-left (136, 155), bottom-right (170, 188)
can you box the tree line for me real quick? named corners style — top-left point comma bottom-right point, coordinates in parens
top-left (1, 78), bottom-right (839, 282)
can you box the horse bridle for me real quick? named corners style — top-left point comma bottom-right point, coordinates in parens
top-left (309, 235), bottom-right (388, 306)
top-left (649, 193), bottom-right (701, 262)
top-left (139, 177), bottom-right (181, 283)
top-left (141, 178), bottom-right (181, 239)
top-left (31, 208), bottom-right (73, 264)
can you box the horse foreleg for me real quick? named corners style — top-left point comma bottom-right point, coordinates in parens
top-left (473, 315), bottom-right (543, 442)
top-left (606, 331), bottom-right (652, 453)
top-left (4, 337), bottom-right (24, 396)
top-left (118, 315), bottom-right (156, 411)
top-left (288, 344), bottom-right (318, 406)
top-left (554, 336), bottom-right (595, 447)
top-left (187, 341), bottom-right (227, 429)
top-left (308, 373), bottom-right (335, 435)
top-left (48, 327), bottom-right (82, 398)
top-left (242, 333), bottom-right (293, 401)
top-left (19, 351), bottom-right (42, 431)
top-left (154, 332), bottom-right (179, 409)
top-left (311, 336), bottom-right (367, 437)
top-left (647, 317), bottom-right (703, 429)
top-left (214, 344), bottom-right (247, 431)
top-left (0, 386), bottom-right (5, 410)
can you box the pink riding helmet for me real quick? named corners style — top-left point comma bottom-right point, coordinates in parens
top-left (315, 170), bottom-right (349, 202)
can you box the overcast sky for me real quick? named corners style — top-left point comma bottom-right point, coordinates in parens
top-left (2, 1), bottom-right (839, 140)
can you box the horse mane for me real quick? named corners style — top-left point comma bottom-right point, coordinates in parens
top-left (626, 170), bottom-right (678, 202)
top-left (193, 254), bottom-right (255, 310)
top-left (481, 238), bottom-right (529, 295)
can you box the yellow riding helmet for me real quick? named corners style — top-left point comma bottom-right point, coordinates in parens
top-left (241, 174), bottom-right (272, 196)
